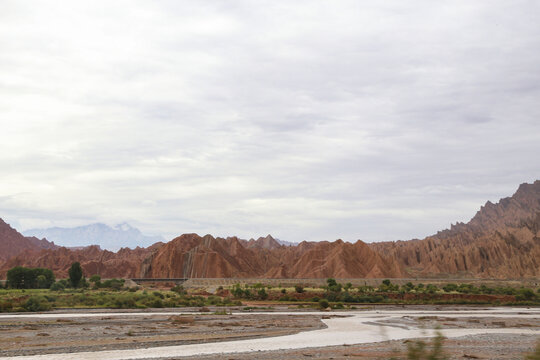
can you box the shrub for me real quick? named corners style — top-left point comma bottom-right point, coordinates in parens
top-left (405, 330), bottom-right (446, 359)
top-left (24, 296), bottom-right (52, 312)
top-left (341, 292), bottom-right (358, 303)
top-left (442, 283), bottom-right (458, 292)
top-left (152, 291), bottom-right (165, 299)
top-left (171, 285), bottom-right (187, 295)
top-left (89, 275), bottom-right (101, 283)
top-left (358, 285), bottom-right (374, 293)
top-left (101, 279), bottom-right (124, 290)
top-left (403, 282), bottom-right (415, 292)
top-left (379, 279), bottom-right (399, 292)
top-left (257, 288), bottom-right (268, 300)
top-left (516, 288), bottom-right (537, 301)
top-left (326, 278), bottom-right (342, 292)
top-left (0, 300), bottom-right (13, 312)
top-left (319, 299), bottom-right (329, 309)
top-left (295, 285), bottom-right (304, 293)
top-left (113, 295), bottom-right (136, 309)
top-left (50, 282), bottom-right (65, 291)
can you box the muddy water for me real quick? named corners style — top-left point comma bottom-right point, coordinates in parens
top-left (1, 308), bottom-right (539, 360)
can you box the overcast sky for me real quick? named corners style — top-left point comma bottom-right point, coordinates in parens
top-left (1, 1), bottom-right (539, 244)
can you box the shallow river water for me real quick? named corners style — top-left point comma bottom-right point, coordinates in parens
top-left (1, 307), bottom-right (539, 360)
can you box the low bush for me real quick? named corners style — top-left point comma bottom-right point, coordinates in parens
top-left (50, 281), bottom-right (65, 291)
top-left (152, 291), bottom-right (165, 299)
top-left (319, 299), bottom-right (329, 309)
top-left (0, 299), bottom-right (13, 312)
top-left (24, 296), bottom-right (52, 312)
top-left (171, 285), bottom-right (187, 295)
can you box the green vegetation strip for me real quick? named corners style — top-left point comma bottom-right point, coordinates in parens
top-left (1, 265), bottom-right (539, 312)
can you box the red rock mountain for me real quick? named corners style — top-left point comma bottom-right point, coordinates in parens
top-left (0, 219), bottom-right (57, 262)
top-left (140, 234), bottom-right (404, 278)
top-left (1, 181), bottom-right (539, 279)
top-left (370, 181), bottom-right (540, 278)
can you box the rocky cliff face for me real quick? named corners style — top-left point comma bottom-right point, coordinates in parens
top-left (0, 245), bottom-right (158, 279)
top-left (140, 234), bottom-right (404, 279)
top-left (0, 219), bottom-right (57, 263)
top-left (370, 181), bottom-right (540, 278)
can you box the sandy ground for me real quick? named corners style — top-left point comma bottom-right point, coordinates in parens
top-left (0, 306), bottom-right (539, 359)
top-left (0, 309), bottom-right (324, 357)
top-left (181, 333), bottom-right (540, 359)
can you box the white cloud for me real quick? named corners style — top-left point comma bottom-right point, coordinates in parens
top-left (1, 1), bottom-right (539, 243)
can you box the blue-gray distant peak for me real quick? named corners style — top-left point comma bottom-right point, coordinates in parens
top-left (23, 223), bottom-right (165, 251)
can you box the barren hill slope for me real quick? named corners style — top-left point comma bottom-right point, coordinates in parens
top-left (370, 181), bottom-right (540, 278)
top-left (141, 233), bottom-right (404, 279)
top-left (0, 219), bottom-right (57, 263)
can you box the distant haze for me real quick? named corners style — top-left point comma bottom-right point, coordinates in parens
top-left (1, 1), bottom-right (539, 246)
top-left (23, 223), bottom-right (165, 251)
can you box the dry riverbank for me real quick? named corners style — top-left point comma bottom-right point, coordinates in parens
top-left (0, 306), bottom-right (539, 359)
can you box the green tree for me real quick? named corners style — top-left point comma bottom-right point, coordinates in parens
top-left (327, 278), bottom-right (337, 287)
top-left (6, 266), bottom-right (54, 289)
top-left (6, 266), bottom-right (26, 288)
top-left (36, 275), bottom-right (47, 289)
top-left (326, 278), bottom-right (342, 292)
top-left (69, 262), bottom-right (83, 288)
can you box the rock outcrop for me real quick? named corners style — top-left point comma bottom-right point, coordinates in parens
top-left (0, 245), bottom-right (159, 279)
top-left (140, 234), bottom-right (404, 279)
top-left (0, 219), bottom-right (57, 263)
top-left (370, 181), bottom-right (540, 278)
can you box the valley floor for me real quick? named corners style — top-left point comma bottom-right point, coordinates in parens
top-left (0, 306), bottom-right (539, 359)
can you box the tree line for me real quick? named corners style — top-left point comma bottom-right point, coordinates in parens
top-left (5, 263), bottom-right (83, 289)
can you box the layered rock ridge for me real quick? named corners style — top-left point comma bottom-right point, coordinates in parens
top-left (370, 181), bottom-right (540, 278)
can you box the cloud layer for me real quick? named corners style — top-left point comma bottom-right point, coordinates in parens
top-left (1, 1), bottom-right (539, 243)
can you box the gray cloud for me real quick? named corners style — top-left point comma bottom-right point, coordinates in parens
top-left (1, 0), bottom-right (539, 244)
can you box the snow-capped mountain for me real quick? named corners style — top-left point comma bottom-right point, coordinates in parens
top-left (23, 223), bottom-right (165, 251)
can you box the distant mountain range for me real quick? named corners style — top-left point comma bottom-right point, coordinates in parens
top-left (1, 180), bottom-right (539, 279)
top-left (23, 223), bottom-right (165, 251)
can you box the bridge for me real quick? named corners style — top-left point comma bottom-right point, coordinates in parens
top-left (130, 278), bottom-right (188, 285)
